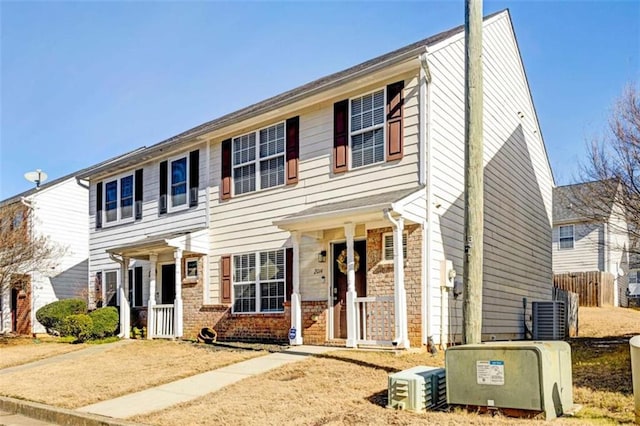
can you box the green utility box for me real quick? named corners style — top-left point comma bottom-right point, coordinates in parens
top-left (446, 341), bottom-right (573, 420)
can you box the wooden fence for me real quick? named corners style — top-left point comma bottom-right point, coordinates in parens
top-left (552, 287), bottom-right (579, 337)
top-left (553, 271), bottom-right (614, 307)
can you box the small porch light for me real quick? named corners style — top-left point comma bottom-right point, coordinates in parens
top-left (317, 250), bottom-right (327, 263)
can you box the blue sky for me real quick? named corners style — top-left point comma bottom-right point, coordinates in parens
top-left (1, 1), bottom-right (638, 199)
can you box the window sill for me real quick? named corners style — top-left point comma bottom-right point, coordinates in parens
top-left (101, 218), bottom-right (136, 229)
top-left (230, 311), bottom-right (285, 316)
top-left (230, 182), bottom-right (286, 199)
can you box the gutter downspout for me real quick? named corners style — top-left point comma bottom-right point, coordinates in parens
top-left (109, 253), bottom-right (130, 339)
top-left (419, 50), bottom-right (435, 350)
top-left (384, 209), bottom-right (409, 348)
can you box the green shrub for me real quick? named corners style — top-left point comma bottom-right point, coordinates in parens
top-left (36, 299), bottom-right (87, 334)
top-left (60, 314), bottom-right (93, 342)
top-left (89, 307), bottom-right (119, 338)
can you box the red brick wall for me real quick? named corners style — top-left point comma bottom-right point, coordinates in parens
top-left (366, 225), bottom-right (423, 347)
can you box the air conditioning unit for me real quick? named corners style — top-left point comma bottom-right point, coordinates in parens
top-left (533, 301), bottom-right (566, 340)
top-left (388, 366), bottom-right (446, 412)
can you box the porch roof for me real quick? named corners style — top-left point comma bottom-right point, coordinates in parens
top-left (275, 187), bottom-right (424, 232)
top-left (106, 228), bottom-right (208, 260)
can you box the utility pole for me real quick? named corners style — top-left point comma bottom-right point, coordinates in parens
top-left (463, 0), bottom-right (484, 344)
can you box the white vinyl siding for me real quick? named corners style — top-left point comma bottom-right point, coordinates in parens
top-left (232, 249), bottom-right (285, 313)
top-left (233, 122), bottom-right (285, 195)
top-left (558, 225), bottom-right (574, 249)
top-left (552, 222), bottom-right (603, 273)
top-left (350, 88), bottom-right (385, 168)
top-left (104, 173), bottom-right (135, 225)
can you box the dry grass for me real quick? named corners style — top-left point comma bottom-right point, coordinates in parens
top-left (137, 307), bottom-right (640, 426)
top-left (0, 336), bottom-right (86, 369)
top-left (0, 340), bottom-right (264, 408)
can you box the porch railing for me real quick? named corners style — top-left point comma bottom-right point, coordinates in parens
top-left (355, 296), bottom-right (394, 346)
top-left (151, 304), bottom-right (175, 338)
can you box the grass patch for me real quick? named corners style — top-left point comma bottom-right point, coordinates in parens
top-left (0, 336), bottom-right (86, 369)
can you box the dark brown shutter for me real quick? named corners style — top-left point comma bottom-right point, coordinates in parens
top-left (221, 255), bottom-right (232, 304)
top-left (386, 80), bottom-right (404, 161)
top-left (221, 139), bottom-right (232, 200)
top-left (333, 100), bottom-right (349, 173)
top-left (189, 149), bottom-right (199, 207)
top-left (135, 266), bottom-right (143, 307)
top-left (96, 182), bottom-right (103, 229)
top-left (134, 169), bottom-right (143, 220)
top-left (285, 248), bottom-right (293, 302)
top-left (285, 116), bottom-right (299, 185)
top-left (159, 161), bottom-right (168, 214)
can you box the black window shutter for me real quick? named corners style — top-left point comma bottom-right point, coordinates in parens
top-left (96, 182), bottom-right (103, 229)
top-left (286, 248), bottom-right (293, 302)
top-left (135, 266), bottom-right (143, 307)
top-left (221, 139), bottom-right (232, 200)
top-left (189, 150), bottom-right (199, 207)
top-left (333, 100), bottom-right (349, 173)
top-left (159, 161), bottom-right (168, 214)
top-left (135, 169), bottom-right (143, 220)
top-left (128, 269), bottom-right (133, 304)
top-left (285, 117), bottom-right (299, 185)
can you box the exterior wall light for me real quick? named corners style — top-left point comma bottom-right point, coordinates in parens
top-left (317, 250), bottom-right (327, 263)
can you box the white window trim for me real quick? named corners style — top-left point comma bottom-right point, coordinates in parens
top-left (558, 225), bottom-right (575, 250)
top-left (232, 121), bottom-right (286, 197)
top-left (102, 172), bottom-right (135, 227)
top-left (167, 153), bottom-right (190, 213)
top-left (349, 87), bottom-right (387, 170)
top-left (185, 257), bottom-right (199, 279)
top-left (231, 249), bottom-right (287, 314)
top-left (103, 269), bottom-right (120, 306)
top-left (382, 231), bottom-right (408, 263)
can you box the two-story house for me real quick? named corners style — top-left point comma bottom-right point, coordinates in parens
top-left (552, 180), bottom-right (630, 307)
top-left (82, 10), bottom-right (554, 348)
top-left (0, 173), bottom-right (89, 335)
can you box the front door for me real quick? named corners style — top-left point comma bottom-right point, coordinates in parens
top-left (332, 240), bottom-right (366, 339)
top-left (11, 276), bottom-right (31, 335)
top-left (161, 264), bottom-right (176, 304)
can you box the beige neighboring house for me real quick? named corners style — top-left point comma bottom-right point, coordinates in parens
top-left (0, 173), bottom-right (89, 335)
top-left (552, 181), bottom-right (631, 307)
top-left (83, 10), bottom-right (554, 348)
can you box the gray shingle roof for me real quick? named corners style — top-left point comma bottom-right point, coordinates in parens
top-left (553, 180), bottom-right (618, 223)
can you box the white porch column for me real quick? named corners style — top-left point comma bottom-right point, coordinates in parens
top-left (147, 254), bottom-right (157, 340)
top-left (345, 222), bottom-right (357, 348)
top-left (120, 257), bottom-right (131, 339)
top-left (290, 232), bottom-right (303, 345)
top-left (174, 249), bottom-right (183, 338)
top-left (393, 218), bottom-right (410, 348)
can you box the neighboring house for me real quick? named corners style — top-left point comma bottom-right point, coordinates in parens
top-left (0, 174), bottom-right (89, 334)
top-left (82, 10), bottom-right (554, 348)
top-left (552, 181), bottom-right (630, 307)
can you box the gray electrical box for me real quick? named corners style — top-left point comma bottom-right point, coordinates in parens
top-left (388, 366), bottom-right (446, 412)
top-left (446, 341), bottom-right (574, 420)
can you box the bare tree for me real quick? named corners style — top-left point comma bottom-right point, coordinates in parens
top-left (0, 200), bottom-right (65, 330)
top-left (567, 84), bottom-right (640, 246)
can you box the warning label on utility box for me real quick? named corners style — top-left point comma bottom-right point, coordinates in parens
top-left (476, 360), bottom-right (504, 385)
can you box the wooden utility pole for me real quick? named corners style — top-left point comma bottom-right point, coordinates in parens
top-left (463, 0), bottom-right (484, 344)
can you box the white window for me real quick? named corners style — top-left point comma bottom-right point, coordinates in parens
top-left (185, 257), bottom-right (198, 279)
top-left (233, 249), bottom-right (285, 313)
top-left (629, 270), bottom-right (640, 296)
top-left (168, 155), bottom-right (188, 211)
top-left (104, 270), bottom-right (118, 307)
top-left (383, 232), bottom-right (408, 261)
top-left (629, 270), bottom-right (639, 284)
top-left (350, 88), bottom-right (385, 168)
top-left (104, 173), bottom-right (134, 225)
top-left (233, 122), bottom-right (285, 195)
top-left (558, 225), bottom-right (574, 249)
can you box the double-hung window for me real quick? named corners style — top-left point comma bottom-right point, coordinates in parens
top-left (350, 89), bottom-right (385, 168)
top-left (233, 122), bottom-right (285, 195)
top-left (169, 156), bottom-right (188, 211)
top-left (558, 225), bottom-right (574, 249)
top-left (104, 174), bottom-right (134, 225)
top-left (383, 232), bottom-right (408, 261)
top-left (233, 249), bottom-right (285, 313)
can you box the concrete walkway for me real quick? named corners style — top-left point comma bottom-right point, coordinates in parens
top-left (77, 345), bottom-right (336, 419)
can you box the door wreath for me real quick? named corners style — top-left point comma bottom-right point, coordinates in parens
top-left (336, 249), bottom-right (360, 275)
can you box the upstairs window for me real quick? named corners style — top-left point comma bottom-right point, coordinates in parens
top-left (170, 156), bottom-right (188, 209)
top-left (558, 225), bottom-right (574, 250)
top-left (233, 122), bottom-right (285, 195)
top-left (350, 89), bottom-right (385, 168)
top-left (104, 174), bottom-right (134, 225)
